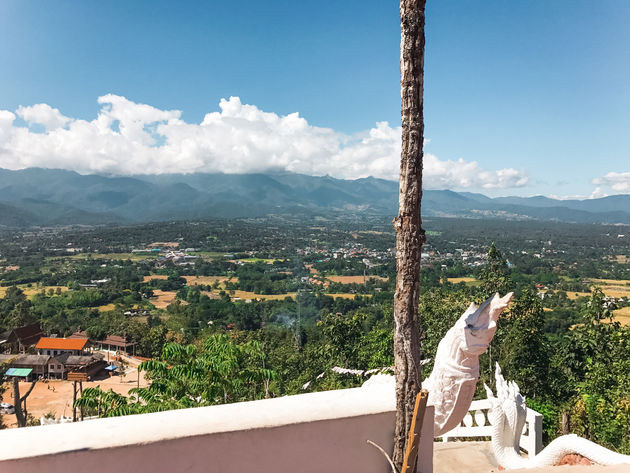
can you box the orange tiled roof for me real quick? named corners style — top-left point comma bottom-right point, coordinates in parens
top-left (35, 337), bottom-right (88, 351)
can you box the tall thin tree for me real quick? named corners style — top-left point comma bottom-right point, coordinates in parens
top-left (393, 0), bottom-right (426, 471)
top-left (12, 377), bottom-right (37, 428)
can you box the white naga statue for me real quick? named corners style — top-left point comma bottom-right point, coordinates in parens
top-left (365, 292), bottom-right (513, 436)
top-left (423, 291), bottom-right (513, 435)
top-left (485, 364), bottom-right (630, 469)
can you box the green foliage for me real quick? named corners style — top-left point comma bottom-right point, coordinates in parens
top-left (490, 288), bottom-right (548, 399)
top-left (418, 288), bottom-right (470, 375)
top-left (525, 398), bottom-right (560, 443)
top-left (319, 311), bottom-right (366, 367)
top-left (3, 218), bottom-right (630, 454)
top-left (479, 242), bottom-right (511, 298)
top-left (75, 335), bottom-right (277, 417)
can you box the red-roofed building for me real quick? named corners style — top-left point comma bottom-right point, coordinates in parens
top-left (35, 337), bottom-right (88, 356)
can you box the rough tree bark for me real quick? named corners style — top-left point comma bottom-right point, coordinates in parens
top-left (12, 377), bottom-right (37, 428)
top-left (393, 0), bottom-right (426, 471)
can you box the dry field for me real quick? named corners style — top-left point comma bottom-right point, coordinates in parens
top-left (612, 306), bottom-right (630, 326)
top-left (602, 288), bottom-right (630, 298)
top-left (589, 279), bottom-right (630, 298)
top-left (614, 255), bottom-right (628, 264)
top-left (96, 303), bottom-right (116, 312)
top-left (150, 290), bottom-right (183, 309)
top-left (199, 288), bottom-right (368, 302)
top-left (228, 290), bottom-right (295, 301)
top-left (326, 275), bottom-right (388, 284)
top-left (590, 278), bottom-right (630, 286)
top-left (0, 285), bottom-right (69, 298)
top-left (200, 291), bottom-right (222, 300)
top-left (59, 252), bottom-right (158, 261)
top-left (447, 277), bottom-right (478, 284)
top-left (143, 275), bottom-right (168, 282)
top-left (567, 292), bottom-right (592, 300)
top-left (324, 293), bottom-right (372, 300)
top-left (198, 288), bottom-right (295, 302)
top-left (230, 258), bottom-right (282, 264)
top-left (183, 276), bottom-right (237, 286)
top-left (148, 241), bottom-right (179, 248)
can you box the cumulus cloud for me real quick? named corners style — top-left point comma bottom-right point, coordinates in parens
top-left (16, 103), bottom-right (71, 131)
top-left (593, 172), bottom-right (630, 193)
top-left (423, 154), bottom-right (528, 189)
top-left (549, 187), bottom-right (609, 200)
top-left (0, 95), bottom-right (528, 189)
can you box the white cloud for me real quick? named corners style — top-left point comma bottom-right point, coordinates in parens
top-left (588, 187), bottom-right (608, 199)
top-left (549, 187), bottom-right (609, 200)
top-left (593, 172), bottom-right (630, 193)
top-left (0, 95), bottom-right (528, 189)
top-left (16, 103), bottom-right (71, 131)
top-left (423, 154), bottom-right (528, 190)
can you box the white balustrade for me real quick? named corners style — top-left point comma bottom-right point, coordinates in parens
top-left (438, 399), bottom-right (543, 458)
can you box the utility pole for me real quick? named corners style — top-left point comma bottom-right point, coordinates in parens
top-left (393, 0), bottom-right (426, 471)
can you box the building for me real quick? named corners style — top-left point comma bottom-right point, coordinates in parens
top-left (35, 337), bottom-right (88, 357)
top-left (94, 335), bottom-right (136, 355)
top-left (1, 351), bottom-right (106, 380)
top-left (0, 323), bottom-right (44, 353)
top-left (0, 354), bottom-right (52, 381)
top-left (56, 353), bottom-right (107, 381)
top-left (70, 331), bottom-right (137, 355)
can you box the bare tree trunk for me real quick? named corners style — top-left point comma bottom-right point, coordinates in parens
top-left (73, 381), bottom-right (78, 422)
top-left (393, 0), bottom-right (426, 471)
top-left (12, 377), bottom-right (37, 428)
top-left (561, 410), bottom-right (570, 435)
top-left (12, 378), bottom-right (25, 427)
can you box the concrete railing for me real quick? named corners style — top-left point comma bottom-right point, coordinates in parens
top-left (0, 383), bottom-right (434, 473)
top-left (438, 398), bottom-right (543, 458)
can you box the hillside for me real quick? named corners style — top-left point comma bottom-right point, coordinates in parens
top-left (0, 168), bottom-right (629, 227)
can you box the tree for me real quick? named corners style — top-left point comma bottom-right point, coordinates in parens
top-left (75, 335), bottom-right (276, 416)
top-left (393, 0), bottom-right (426, 470)
top-left (479, 242), bottom-right (511, 297)
top-left (319, 311), bottom-right (367, 367)
top-left (491, 288), bottom-right (548, 399)
top-left (12, 377), bottom-right (37, 428)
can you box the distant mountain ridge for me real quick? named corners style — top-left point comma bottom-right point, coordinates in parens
top-left (0, 168), bottom-right (629, 227)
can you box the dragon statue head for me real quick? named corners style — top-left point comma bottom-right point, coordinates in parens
top-left (434, 292), bottom-right (514, 369)
top-left (461, 292), bottom-right (514, 356)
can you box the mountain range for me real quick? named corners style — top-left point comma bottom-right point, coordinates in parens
top-left (0, 168), bottom-right (629, 227)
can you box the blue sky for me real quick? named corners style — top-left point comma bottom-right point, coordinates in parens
top-left (0, 0), bottom-right (628, 198)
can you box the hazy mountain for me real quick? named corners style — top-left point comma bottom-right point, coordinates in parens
top-left (0, 168), bottom-right (629, 227)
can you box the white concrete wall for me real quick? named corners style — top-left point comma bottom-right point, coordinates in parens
top-left (0, 383), bottom-right (434, 473)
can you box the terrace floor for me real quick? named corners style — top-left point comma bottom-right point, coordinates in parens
top-left (434, 442), bottom-right (629, 473)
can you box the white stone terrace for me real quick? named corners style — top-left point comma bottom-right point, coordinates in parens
top-left (0, 381), bottom-right (434, 473)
